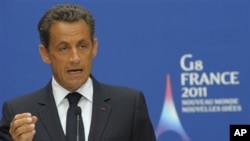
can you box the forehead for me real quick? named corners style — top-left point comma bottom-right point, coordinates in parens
top-left (48, 20), bottom-right (92, 45)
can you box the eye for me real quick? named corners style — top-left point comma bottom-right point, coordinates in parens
top-left (79, 44), bottom-right (87, 49)
top-left (59, 46), bottom-right (69, 52)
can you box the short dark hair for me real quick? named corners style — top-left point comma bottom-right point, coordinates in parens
top-left (37, 3), bottom-right (95, 49)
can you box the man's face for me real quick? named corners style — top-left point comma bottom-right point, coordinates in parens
top-left (39, 19), bottom-right (98, 91)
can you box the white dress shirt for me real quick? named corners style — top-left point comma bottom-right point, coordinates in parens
top-left (52, 76), bottom-right (93, 141)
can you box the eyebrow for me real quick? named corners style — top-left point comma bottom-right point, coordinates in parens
top-left (77, 39), bottom-right (91, 47)
top-left (78, 39), bottom-right (89, 44)
top-left (56, 41), bottom-right (69, 48)
top-left (56, 39), bottom-right (89, 47)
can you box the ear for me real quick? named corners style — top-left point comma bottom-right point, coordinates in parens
top-left (92, 38), bottom-right (98, 57)
top-left (39, 45), bottom-right (51, 64)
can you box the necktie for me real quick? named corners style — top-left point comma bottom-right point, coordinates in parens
top-left (66, 92), bottom-right (85, 141)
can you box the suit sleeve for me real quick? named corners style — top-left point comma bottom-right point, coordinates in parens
top-left (0, 102), bottom-right (14, 141)
top-left (131, 92), bottom-right (156, 141)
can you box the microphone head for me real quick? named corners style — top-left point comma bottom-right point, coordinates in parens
top-left (75, 106), bottom-right (82, 115)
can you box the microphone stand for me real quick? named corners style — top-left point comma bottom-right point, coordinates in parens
top-left (75, 107), bottom-right (82, 141)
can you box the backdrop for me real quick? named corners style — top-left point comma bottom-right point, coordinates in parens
top-left (1, 0), bottom-right (249, 141)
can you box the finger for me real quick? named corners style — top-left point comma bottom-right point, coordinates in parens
top-left (9, 113), bottom-right (34, 139)
top-left (10, 116), bottom-right (33, 133)
top-left (10, 119), bottom-right (36, 141)
top-left (31, 116), bottom-right (38, 124)
top-left (14, 122), bottom-right (36, 137)
top-left (13, 113), bottom-right (32, 121)
top-left (11, 113), bottom-right (33, 129)
top-left (16, 128), bottom-right (36, 141)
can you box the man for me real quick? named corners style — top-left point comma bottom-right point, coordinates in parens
top-left (0, 3), bottom-right (156, 141)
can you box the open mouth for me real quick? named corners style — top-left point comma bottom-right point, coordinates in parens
top-left (67, 69), bottom-right (83, 74)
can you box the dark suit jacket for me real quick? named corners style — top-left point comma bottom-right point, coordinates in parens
top-left (0, 76), bottom-right (156, 141)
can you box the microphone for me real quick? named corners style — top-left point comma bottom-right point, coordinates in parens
top-left (75, 106), bottom-right (82, 141)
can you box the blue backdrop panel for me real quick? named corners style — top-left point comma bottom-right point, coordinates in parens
top-left (1, 0), bottom-right (249, 141)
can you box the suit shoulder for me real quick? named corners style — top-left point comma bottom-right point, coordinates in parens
top-left (97, 82), bottom-right (145, 101)
top-left (4, 86), bottom-right (48, 106)
top-left (102, 83), bottom-right (141, 93)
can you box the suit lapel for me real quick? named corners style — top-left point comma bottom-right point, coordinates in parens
top-left (88, 77), bottom-right (112, 141)
top-left (34, 76), bottom-right (112, 141)
top-left (37, 83), bottom-right (66, 141)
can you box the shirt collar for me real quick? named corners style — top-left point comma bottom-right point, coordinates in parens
top-left (52, 76), bottom-right (93, 106)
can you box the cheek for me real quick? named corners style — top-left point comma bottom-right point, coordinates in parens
top-left (50, 55), bottom-right (67, 65)
top-left (50, 59), bottom-right (66, 72)
top-left (87, 56), bottom-right (94, 65)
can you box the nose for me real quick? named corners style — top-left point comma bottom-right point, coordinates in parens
top-left (69, 48), bottom-right (81, 63)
